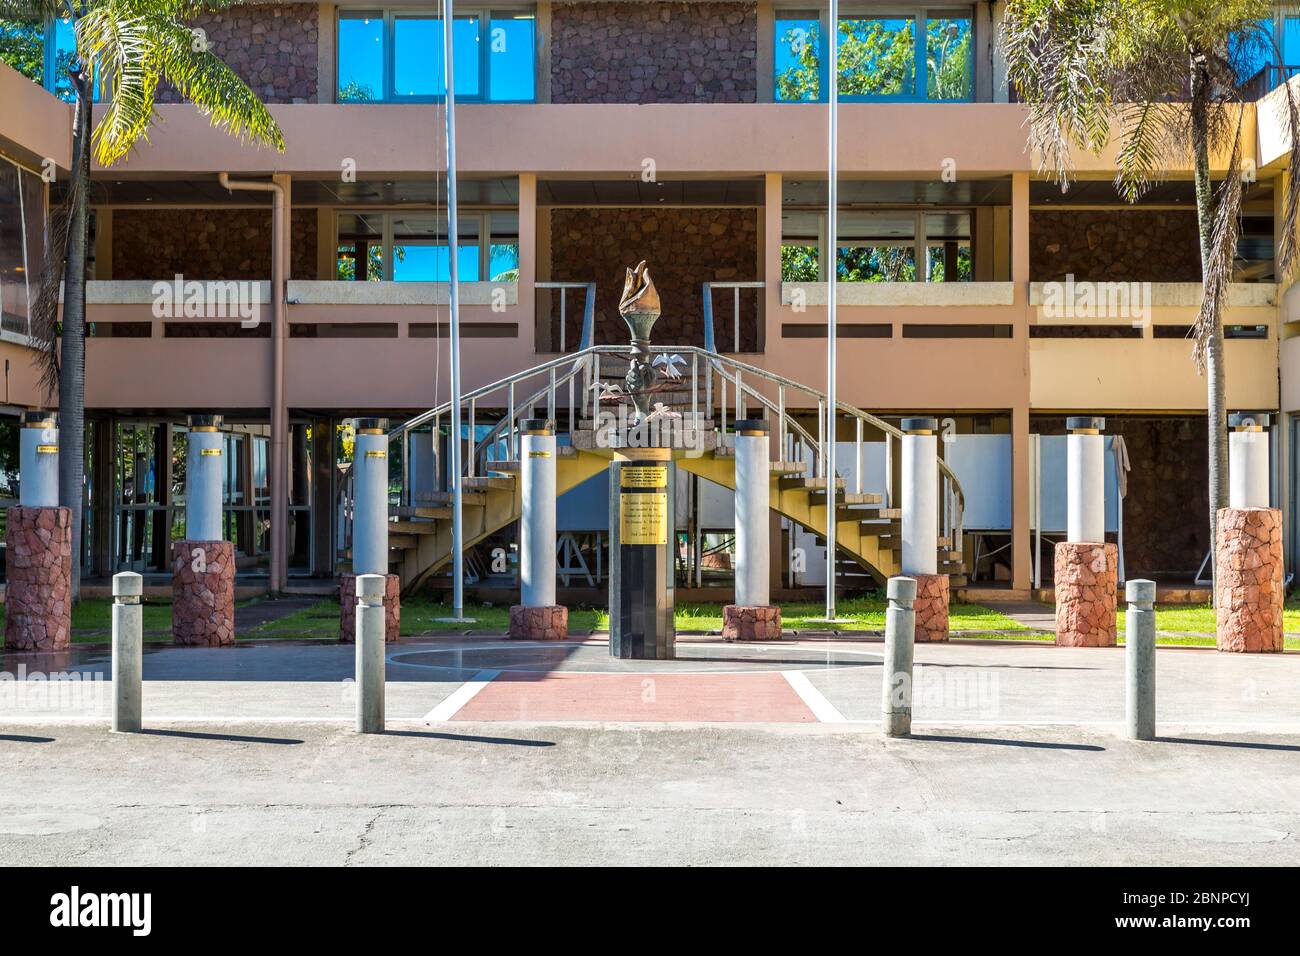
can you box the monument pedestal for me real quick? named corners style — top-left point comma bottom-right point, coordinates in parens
top-left (721, 605), bottom-right (781, 641)
top-left (339, 572), bottom-right (400, 643)
top-left (509, 604), bottom-right (569, 640)
top-left (4, 506), bottom-right (72, 651)
top-left (172, 540), bottom-right (236, 646)
top-left (911, 573), bottom-right (950, 643)
top-left (1215, 507), bottom-right (1284, 653)
top-left (609, 452), bottom-right (675, 659)
top-left (1054, 542), bottom-right (1118, 647)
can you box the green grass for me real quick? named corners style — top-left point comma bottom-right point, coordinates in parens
top-left (655, 598), bottom-right (1029, 634)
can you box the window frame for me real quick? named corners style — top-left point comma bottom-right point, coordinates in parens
top-left (773, 4), bottom-right (974, 104)
top-left (335, 6), bottom-right (537, 104)
top-left (333, 209), bottom-right (519, 282)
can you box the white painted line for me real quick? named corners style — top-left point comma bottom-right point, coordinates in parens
top-left (782, 670), bottom-right (846, 723)
top-left (423, 669), bottom-right (501, 722)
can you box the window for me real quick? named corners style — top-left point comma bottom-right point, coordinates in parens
top-left (0, 156), bottom-right (46, 337)
top-left (337, 8), bottom-right (536, 102)
top-left (781, 209), bottom-right (971, 282)
top-left (775, 6), bottom-right (973, 102)
top-left (336, 211), bottom-right (519, 281)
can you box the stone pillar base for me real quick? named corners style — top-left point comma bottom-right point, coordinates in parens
top-left (1215, 508), bottom-right (1284, 653)
top-left (172, 540), bottom-right (236, 646)
top-left (911, 573), bottom-right (950, 642)
top-left (1054, 542), bottom-right (1118, 647)
top-left (721, 605), bottom-right (782, 641)
top-left (4, 506), bottom-right (72, 651)
top-left (340, 573), bottom-right (401, 643)
top-left (509, 604), bottom-right (569, 640)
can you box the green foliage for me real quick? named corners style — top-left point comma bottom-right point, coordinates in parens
top-left (0, 17), bottom-right (43, 81)
top-left (337, 78), bottom-right (376, 103)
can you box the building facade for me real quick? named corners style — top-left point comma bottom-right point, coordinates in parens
top-left (0, 1), bottom-right (1296, 598)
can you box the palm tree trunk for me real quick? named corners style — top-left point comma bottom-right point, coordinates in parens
top-left (59, 71), bottom-right (91, 602)
top-left (1190, 54), bottom-right (1227, 603)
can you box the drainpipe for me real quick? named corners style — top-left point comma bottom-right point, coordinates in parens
top-left (218, 171), bottom-right (288, 592)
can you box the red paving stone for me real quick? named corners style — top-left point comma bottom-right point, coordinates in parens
top-left (451, 671), bottom-right (818, 722)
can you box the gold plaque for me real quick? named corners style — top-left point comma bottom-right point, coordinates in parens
top-left (35, 445), bottom-right (57, 454)
top-left (528, 450), bottom-right (551, 459)
top-left (365, 450), bottom-right (386, 459)
top-left (620, 491), bottom-right (667, 545)
top-left (200, 448), bottom-right (222, 457)
top-left (620, 466), bottom-right (667, 489)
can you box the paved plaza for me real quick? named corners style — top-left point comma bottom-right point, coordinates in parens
top-left (2, 636), bottom-right (1297, 865)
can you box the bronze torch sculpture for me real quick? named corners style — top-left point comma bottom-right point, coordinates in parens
top-left (618, 260), bottom-right (661, 424)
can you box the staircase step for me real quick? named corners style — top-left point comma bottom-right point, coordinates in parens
top-left (390, 519), bottom-right (443, 535)
top-left (856, 507), bottom-right (901, 521)
top-left (464, 476), bottom-right (515, 490)
top-left (409, 490), bottom-right (488, 506)
top-left (391, 506), bottom-right (465, 519)
top-left (779, 476), bottom-right (844, 492)
top-left (389, 534), bottom-right (419, 550)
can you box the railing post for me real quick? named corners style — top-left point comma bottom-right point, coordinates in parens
top-left (355, 573), bottom-right (386, 734)
top-left (882, 575), bottom-right (916, 738)
top-left (855, 417), bottom-right (863, 495)
top-left (1126, 579), bottom-right (1157, 741)
top-left (467, 398), bottom-right (476, 479)
top-left (111, 571), bottom-right (143, 733)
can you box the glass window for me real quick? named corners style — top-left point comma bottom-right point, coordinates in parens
top-left (392, 213), bottom-right (480, 281)
top-left (336, 212), bottom-right (384, 281)
top-left (0, 158), bottom-right (45, 337)
top-left (488, 211), bottom-right (520, 279)
top-left (839, 15), bottom-right (915, 98)
top-left (489, 13), bottom-right (535, 101)
top-left (393, 14), bottom-right (480, 98)
top-left (337, 211), bottom-right (517, 281)
top-left (0, 18), bottom-right (44, 84)
top-left (774, 14), bottom-right (820, 102)
top-left (925, 11), bottom-right (972, 101)
top-left (337, 12), bottom-right (384, 102)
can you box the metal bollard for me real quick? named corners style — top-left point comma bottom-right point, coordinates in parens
top-left (882, 576), bottom-right (917, 737)
top-left (112, 572), bottom-right (143, 733)
top-left (1125, 579), bottom-right (1157, 741)
top-left (355, 573), bottom-right (386, 734)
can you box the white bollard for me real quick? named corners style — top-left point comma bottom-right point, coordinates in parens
top-left (734, 418), bottom-right (771, 607)
top-left (355, 573), bottom-right (386, 733)
top-left (112, 572), bottom-right (143, 733)
top-left (520, 419), bottom-right (557, 608)
top-left (1228, 412), bottom-right (1270, 509)
top-left (1125, 579), bottom-right (1157, 741)
top-left (1066, 416), bottom-right (1105, 543)
top-left (882, 576), bottom-right (917, 737)
top-left (901, 418), bottom-right (938, 576)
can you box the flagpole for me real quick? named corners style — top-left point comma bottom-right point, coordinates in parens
top-left (444, 0), bottom-right (468, 620)
top-left (825, 0), bottom-right (839, 621)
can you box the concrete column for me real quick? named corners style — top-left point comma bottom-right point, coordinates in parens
top-left (1228, 412), bottom-right (1270, 509)
top-left (882, 576), bottom-right (916, 737)
top-left (901, 417), bottom-right (948, 642)
top-left (723, 419), bottom-right (781, 640)
top-left (1055, 416), bottom-right (1117, 647)
top-left (1125, 579), bottom-right (1156, 741)
top-left (1216, 413), bottom-right (1283, 652)
top-left (340, 418), bottom-right (400, 644)
top-left (5, 411), bottom-right (72, 651)
top-left (185, 415), bottom-right (224, 542)
top-left (510, 420), bottom-right (568, 639)
top-left (19, 410), bottom-right (58, 507)
top-left (112, 571), bottom-right (143, 733)
top-left (173, 415), bottom-right (235, 646)
top-left (355, 573), bottom-right (386, 734)
top-left (1066, 416), bottom-right (1105, 543)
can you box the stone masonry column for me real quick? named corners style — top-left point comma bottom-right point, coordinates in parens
top-left (902, 417), bottom-right (948, 641)
top-left (1054, 417), bottom-right (1117, 647)
top-left (173, 415), bottom-right (236, 646)
top-left (723, 419), bottom-right (781, 640)
top-left (510, 419), bottom-right (568, 640)
top-left (4, 412), bottom-right (72, 651)
top-left (340, 419), bottom-right (400, 643)
top-left (1215, 413), bottom-right (1283, 653)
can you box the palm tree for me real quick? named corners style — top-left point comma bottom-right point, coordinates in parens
top-left (2, 0), bottom-right (284, 598)
top-left (1000, 1), bottom-right (1300, 597)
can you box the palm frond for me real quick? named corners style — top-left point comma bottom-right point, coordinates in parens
top-left (1193, 107), bottom-right (1248, 374)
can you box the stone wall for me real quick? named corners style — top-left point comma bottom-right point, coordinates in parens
top-left (550, 2), bottom-right (757, 103)
top-left (1031, 210), bottom-right (1203, 282)
top-left (548, 207), bottom-right (758, 347)
top-left (112, 208), bottom-right (318, 280)
top-left (157, 4), bottom-right (319, 105)
top-left (1035, 415), bottom-right (1208, 579)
